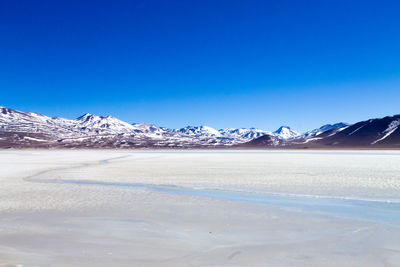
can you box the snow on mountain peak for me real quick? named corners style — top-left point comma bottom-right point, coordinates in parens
top-left (75, 113), bottom-right (134, 132)
top-left (131, 123), bottom-right (169, 137)
top-left (273, 126), bottom-right (300, 140)
top-left (302, 123), bottom-right (348, 139)
top-left (219, 127), bottom-right (271, 141)
top-left (1, 106), bottom-right (20, 116)
top-left (176, 125), bottom-right (222, 137)
top-left (76, 113), bottom-right (97, 121)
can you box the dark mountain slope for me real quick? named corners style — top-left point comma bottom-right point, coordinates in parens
top-left (244, 115), bottom-right (400, 148)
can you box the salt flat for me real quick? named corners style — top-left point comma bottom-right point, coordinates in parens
top-left (0, 150), bottom-right (399, 266)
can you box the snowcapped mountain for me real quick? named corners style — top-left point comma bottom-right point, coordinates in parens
top-left (245, 116), bottom-right (400, 148)
top-left (131, 123), bottom-right (169, 136)
top-left (301, 123), bottom-right (348, 139)
top-left (310, 115), bottom-right (400, 147)
top-left (175, 126), bottom-right (276, 143)
top-left (219, 128), bottom-right (271, 142)
top-left (0, 106), bottom-right (79, 137)
top-left (76, 114), bottom-right (135, 133)
top-left (176, 126), bottom-right (272, 142)
top-left (1, 105), bottom-right (399, 148)
top-left (176, 126), bottom-right (222, 137)
top-left (273, 126), bottom-right (300, 140)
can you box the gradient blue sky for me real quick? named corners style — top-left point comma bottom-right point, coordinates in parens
top-left (1, 0), bottom-right (400, 132)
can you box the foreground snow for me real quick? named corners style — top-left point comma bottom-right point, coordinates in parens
top-left (0, 150), bottom-right (399, 266)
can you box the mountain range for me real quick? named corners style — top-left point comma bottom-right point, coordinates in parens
top-left (0, 106), bottom-right (399, 148)
top-left (244, 116), bottom-right (400, 148)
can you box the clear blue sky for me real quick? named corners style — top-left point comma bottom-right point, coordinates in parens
top-left (1, 0), bottom-right (400, 132)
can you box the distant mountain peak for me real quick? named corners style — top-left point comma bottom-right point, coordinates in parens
top-left (74, 113), bottom-right (135, 133)
top-left (76, 113), bottom-right (103, 119)
top-left (219, 127), bottom-right (271, 142)
top-left (273, 126), bottom-right (300, 140)
top-left (176, 125), bottom-right (222, 137)
top-left (275, 126), bottom-right (291, 131)
top-left (302, 122), bottom-right (349, 139)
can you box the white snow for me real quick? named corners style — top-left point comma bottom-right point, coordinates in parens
top-left (273, 126), bottom-right (301, 140)
top-left (327, 125), bottom-right (350, 137)
top-left (371, 119), bottom-right (400, 144)
top-left (301, 137), bottom-right (323, 143)
top-left (302, 123), bottom-right (348, 138)
top-left (176, 125), bottom-right (222, 137)
top-left (23, 136), bottom-right (47, 142)
top-left (218, 127), bottom-right (271, 142)
top-left (348, 123), bottom-right (367, 135)
top-left (76, 114), bottom-right (136, 133)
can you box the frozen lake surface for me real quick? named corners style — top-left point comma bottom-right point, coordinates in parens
top-left (0, 150), bottom-right (400, 266)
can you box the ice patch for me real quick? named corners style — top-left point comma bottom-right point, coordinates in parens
top-left (58, 180), bottom-right (400, 225)
top-left (23, 136), bottom-right (47, 142)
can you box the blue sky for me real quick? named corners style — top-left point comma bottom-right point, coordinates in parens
top-left (1, 0), bottom-right (400, 132)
